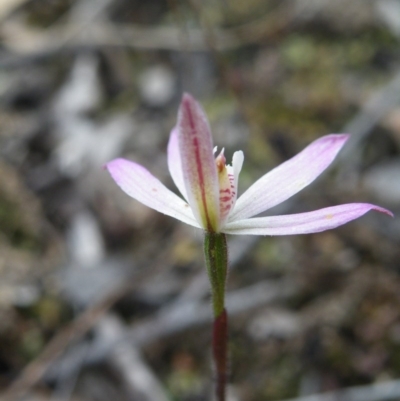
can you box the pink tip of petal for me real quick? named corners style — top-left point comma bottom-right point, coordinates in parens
top-left (371, 205), bottom-right (394, 217)
top-left (182, 92), bottom-right (196, 106)
top-left (332, 133), bottom-right (350, 140)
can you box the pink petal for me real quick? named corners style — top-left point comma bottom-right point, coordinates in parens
top-left (167, 127), bottom-right (187, 200)
top-left (106, 158), bottom-right (200, 228)
top-left (178, 93), bottom-right (220, 231)
top-left (223, 203), bottom-right (393, 235)
top-left (229, 134), bottom-right (350, 221)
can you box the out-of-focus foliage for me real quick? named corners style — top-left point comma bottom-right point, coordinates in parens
top-left (0, 0), bottom-right (399, 400)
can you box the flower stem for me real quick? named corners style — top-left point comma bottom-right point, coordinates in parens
top-left (204, 232), bottom-right (228, 401)
top-left (213, 308), bottom-right (228, 401)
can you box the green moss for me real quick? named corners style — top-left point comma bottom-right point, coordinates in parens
top-left (0, 195), bottom-right (40, 251)
top-left (387, 342), bottom-right (400, 374)
top-left (281, 36), bottom-right (319, 70)
top-left (20, 327), bottom-right (44, 360)
top-left (166, 369), bottom-right (203, 401)
top-left (260, 355), bottom-right (301, 400)
top-left (282, 30), bottom-right (396, 73)
top-left (25, 0), bottom-right (74, 27)
top-left (204, 94), bottom-right (236, 122)
top-left (250, 95), bottom-right (327, 137)
top-left (324, 331), bottom-right (354, 377)
top-left (253, 238), bottom-right (288, 273)
top-left (33, 297), bottom-right (65, 330)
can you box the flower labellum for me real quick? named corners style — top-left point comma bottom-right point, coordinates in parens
top-left (106, 93), bottom-right (393, 235)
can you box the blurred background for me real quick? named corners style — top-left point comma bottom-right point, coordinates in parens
top-left (0, 0), bottom-right (400, 400)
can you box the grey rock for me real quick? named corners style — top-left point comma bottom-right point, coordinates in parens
top-left (376, 0), bottom-right (400, 37)
top-left (68, 211), bottom-right (105, 269)
top-left (248, 308), bottom-right (301, 340)
top-left (54, 55), bottom-right (102, 117)
top-left (138, 65), bottom-right (176, 107)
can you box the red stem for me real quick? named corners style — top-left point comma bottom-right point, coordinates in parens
top-left (213, 308), bottom-right (228, 401)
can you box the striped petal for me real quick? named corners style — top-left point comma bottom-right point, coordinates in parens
top-left (223, 203), bottom-right (393, 235)
top-left (106, 158), bottom-right (200, 228)
top-left (229, 134), bottom-right (349, 221)
top-left (178, 93), bottom-right (220, 231)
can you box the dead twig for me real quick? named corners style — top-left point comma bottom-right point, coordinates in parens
top-left (0, 2), bottom-right (291, 70)
top-left (0, 234), bottom-right (256, 400)
top-left (97, 315), bottom-right (170, 401)
top-left (46, 277), bottom-right (298, 382)
top-left (0, 0), bottom-right (29, 21)
top-left (337, 68), bottom-right (400, 183)
top-left (280, 379), bottom-right (400, 401)
top-left (0, 276), bottom-right (137, 401)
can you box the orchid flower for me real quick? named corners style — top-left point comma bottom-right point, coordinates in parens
top-left (106, 93), bottom-right (392, 235)
top-left (106, 93), bottom-right (392, 401)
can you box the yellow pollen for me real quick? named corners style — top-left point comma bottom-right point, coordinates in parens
top-left (215, 152), bottom-right (226, 173)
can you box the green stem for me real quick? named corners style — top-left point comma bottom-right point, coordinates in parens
top-left (204, 232), bottom-right (229, 401)
top-left (204, 232), bottom-right (228, 317)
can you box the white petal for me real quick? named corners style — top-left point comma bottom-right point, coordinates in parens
top-left (225, 150), bottom-right (244, 208)
top-left (223, 203), bottom-right (393, 235)
top-left (167, 127), bottom-right (188, 200)
top-left (106, 158), bottom-right (200, 228)
top-left (229, 134), bottom-right (349, 221)
top-left (232, 150), bottom-right (244, 191)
